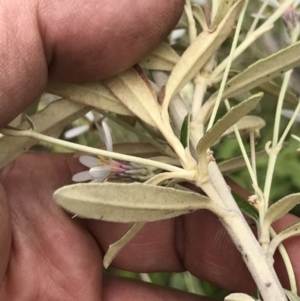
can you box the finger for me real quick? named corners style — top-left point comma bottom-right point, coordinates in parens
top-left (44, 0), bottom-right (184, 81)
top-left (86, 196), bottom-right (300, 294)
top-left (5, 153), bottom-right (299, 295)
top-left (0, 0), bottom-right (183, 128)
top-left (86, 211), bottom-right (256, 294)
top-left (102, 274), bottom-right (213, 301)
top-left (0, 185), bottom-right (11, 285)
top-left (0, 154), bottom-right (103, 300)
top-left (1, 152), bottom-right (217, 301)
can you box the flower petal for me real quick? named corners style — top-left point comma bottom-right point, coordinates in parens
top-left (89, 166), bottom-right (110, 181)
top-left (85, 111), bottom-right (95, 122)
top-left (170, 28), bottom-right (186, 45)
top-left (72, 171), bottom-right (91, 182)
top-left (102, 120), bottom-right (113, 152)
top-left (96, 121), bottom-right (113, 152)
top-left (79, 156), bottom-right (99, 168)
top-left (64, 125), bottom-right (89, 139)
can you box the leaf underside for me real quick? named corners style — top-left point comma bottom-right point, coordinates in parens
top-left (54, 182), bottom-right (212, 223)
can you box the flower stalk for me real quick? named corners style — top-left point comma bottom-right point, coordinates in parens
top-left (0, 127), bottom-right (184, 173)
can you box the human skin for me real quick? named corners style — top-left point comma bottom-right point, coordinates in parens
top-left (0, 0), bottom-right (300, 300)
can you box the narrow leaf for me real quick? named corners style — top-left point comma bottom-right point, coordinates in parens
top-left (53, 182), bottom-right (220, 223)
top-left (112, 143), bottom-right (161, 157)
top-left (232, 191), bottom-right (259, 221)
top-left (180, 113), bottom-right (190, 148)
top-left (0, 99), bottom-right (89, 168)
top-left (270, 221), bottom-right (300, 255)
top-left (197, 93), bottom-right (263, 154)
top-left (222, 115), bottom-right (266, 137)
top-left (163, 0), bottom-right (244, 111)
top-left (285, 289), bottom-right (300, 301)
top-left (264, 193), bottom-right (300, 227)
top-left (222, 40), bottom-right (300, 100)
top-left (211, 0), bottom-right (235, 29)
top-left (175, 13), bottom-right (188, 29)
top-left (202, 40), bottom-right (300, 119)
top-left (259, 81), bottom-right (299, 106)
top-left (192, 5), bottom-right (208, 30)
top-left (139, 42), bottom-right (180, 71)
top-left (45, 81), bottom-right (133, 116)
top-left (218, 150), bottom-right (265, 174)
top-left (103, 67), bottom-right (162, 128)
top-left (25, 115), bottom-right (36, 130)
top-left (103, 222), bottom-right (145, 268)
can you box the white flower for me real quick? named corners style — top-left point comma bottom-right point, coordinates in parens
top-left (72, 156), bottom-right (111, 182)
top-left (72, 120), bottom-right (153, 183)
top-left (64, 111), bottom-right (101, 139)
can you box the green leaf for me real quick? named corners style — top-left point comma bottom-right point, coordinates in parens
top-left (222, 115), bottom-right (266, 138)
top-left (264, 193), bottom-right (300, 227)
top-left (211, 0), bottom-right (235, 29)
top-left (221, 40), bottom-right (300, 101)
top-left (192, 4), bottom-right (208, 30)
top-left (104, 222), bottom-right (145, 268)
top-left (103, 66), bottom-right (162, 128)
top-left (53, 182), bottom-right (221, 223)
top-left (112, 142), bottom-right (161, 157)
top-left (139, 42), bottom-right (180, 71)
top-left (259, 81), bottom-right (299, 106)
top-left (180, 113), bottom-right (190, 148)
top-left (218, 150), bottom-right (266, 174)
top-left (233, 191), bottom-right (259, 221)
top-left (285, 289), bottom-right (300, 301)
top-left (0, 99), bottom-right (89, 168)
top-left (162, 0), bottom-right (244, 112)
top-left (174, 12), bottom-right (188, 29)
top-left (25, 115), bottom-right (35, 130)
top-left (197, 93), bottom-right (263, 155)
top-left (270, 221), bottom-right (300, 255)
top-left (202, 39), bottom-right (300, 119)
top-left (45, 81), bottom-right (133, 116)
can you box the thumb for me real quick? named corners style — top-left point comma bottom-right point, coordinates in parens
top-left (0, 0), bottom-right (184, 128)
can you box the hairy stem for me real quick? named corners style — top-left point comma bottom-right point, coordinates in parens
top-left (207, 0), bottom-right (248, 130)
top-left (269, 228), bottom-right (297, 294)
top-left (188, 131), bottom-right (287, 300)
top-left (0, 128), bottom-right (184, 173)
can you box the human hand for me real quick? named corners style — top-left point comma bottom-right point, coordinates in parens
top-left (1, 1), bottom-right (300, 300)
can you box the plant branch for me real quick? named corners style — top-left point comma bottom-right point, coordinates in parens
top-left (0, 128), bottom-right (184, 173)
top-left (188, 119), bottom-right (287, 301)
top-left (224, 99), bottom-right (257, 185)
top-left (97, 109), bottom-right (176, 158)
top-left (247, 0), bottom-right (270, 37)
top-left (269, 227), bottom-right (297, 294)
top-left (211, 0), bottom-right (295, 79)
top-left (185, 0), bottom-right (197, 43)
top-left (145, 170), bottom-right (197, 186)
top-left (278, 99), bottom-right (300, 146)
top-left (207, 0), bottom-right (248, 130)
top-left (263, 70), bottom-right (293, 208)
